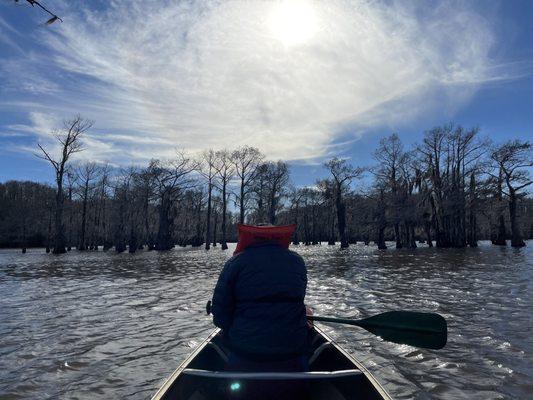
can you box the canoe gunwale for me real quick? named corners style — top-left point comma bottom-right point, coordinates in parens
top-left (151, 329), bottom-right (221, 400)
top-left (315, 326), bottom-right (392, 400)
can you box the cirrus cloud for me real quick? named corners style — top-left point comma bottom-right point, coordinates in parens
top-left (0, 0), bottom-right (504, 163)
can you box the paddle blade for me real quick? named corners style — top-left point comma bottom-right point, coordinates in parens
top-left (357, 311), bottom-right (447, 350)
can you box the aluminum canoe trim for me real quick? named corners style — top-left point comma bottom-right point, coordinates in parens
top-left (181, 368), bottom-right (363, 380)
top-left (313, 325), bottom-right (393, 400)
top-left (151, 329), bottom-right (221, 400)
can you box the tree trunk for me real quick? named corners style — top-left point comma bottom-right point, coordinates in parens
top-left (79, 180), bottom-right (89, 250)
top-left (425, 220), bottom-right (433, 247)
top-left (213, 208), bottom-right (218, 247)
top-left (221, 183), bottom-right (228, 250)
top-left (408, 223), bottom-right (417, 248)
top-left (21, 216), bottom-right (27, 253)
top-left (328, 209), bottom-right (335, 245)
top-left (194, 197), bottom-right (203, 247)
top-left (115, 197), bottom-right (127, 253)
top-left (303, 210), bottom-right (310, 245)
top-left (129, 225), bottom-right (137, 253)
top-left (493, 169), bottom-right (507, 246)
top-left (376, 226), bottom-right (387, 249)
top-left (205, 181), bottom-right (212, 250)
top-left (336, 185), bottom-right (348, 248)
top-left (102, 196), bottom-right (111, 251)
top-left (312, 205), bottom-right (318, 245)
top-left (493, 214), bottom-right (507, 246)
top-left (394, 223), bottom-right (402, 249)
top-left (269, 192), bottom-right (276, 225)
top-left (155, 192), bottom-right (174, 251)
top-left (46, 207), bottom-right (52, 253)
top-left (52, 178), bottom-right (66, 254)
top-left (509, 190), bottom-right (526, 247)
top-left (467, 174), bottom-right (478, 247)
top-left (67, 185), bottom-right (73, 251)
top-left (239, 177), bottom-right (245, 224)
top-left (375, 191), bottom-right (387, 249)
top-left (292, 204), bottom-right (300, 245)
top-left (91, 196), bottom-right (100, 250)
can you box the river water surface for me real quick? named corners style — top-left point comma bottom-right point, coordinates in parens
top-left (0, 242), bottom-right (532, 399)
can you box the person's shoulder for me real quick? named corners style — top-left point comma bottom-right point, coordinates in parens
top-left (285, 249), bottom-right (306, 264)
top-left (224, 252), bottom-right (246, 267)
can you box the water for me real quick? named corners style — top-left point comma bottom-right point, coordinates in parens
top-left (0, 242), bottom-right (532, 399)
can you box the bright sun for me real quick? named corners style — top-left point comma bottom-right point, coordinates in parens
top-left (269, 0), bottom-right (318, 46)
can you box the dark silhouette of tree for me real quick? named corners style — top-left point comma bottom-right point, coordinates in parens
top-left (417, 125), bottom-right (486, 248)
top-left (150, 153), bottom-right (198, 250)
top-left (288, 187), bottom-right (304, 245)
top-left (232, 146), bottom-right (263, 224)
top-left (372, 188), bottom-right (387, 249)
top-left (36, 116), bottom-right (92, 254)
top-left (265, 161), bottom-right (289, 224)
top-left (75, 162), bottom-right (101, 251)
top-left (200, 150), bottom-right (216, 250)
top-left (214, 150), bottom-right (235, 250)
top-left (373, 133), bottom-right (409, 248)
top-left (324, 157), bottom-right (363, 248)
top-left (65, 170), bottom-right (76, 251)
top-left (491, 140), bottom-right (533, 247)
top-left (4, 125), bottom-right (531, 252)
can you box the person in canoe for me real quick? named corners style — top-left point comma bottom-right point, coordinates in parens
top-left (211, 223), bottom-right (309, 398)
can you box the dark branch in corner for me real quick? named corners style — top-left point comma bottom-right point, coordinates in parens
top-left (14, 0), bottom-right (63, 24)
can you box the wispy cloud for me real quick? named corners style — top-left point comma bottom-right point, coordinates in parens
top-left (0, 0), bottom-right (508, 163)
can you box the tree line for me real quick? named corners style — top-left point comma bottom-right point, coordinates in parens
top-left (0, 117), bottom-right (532, 253)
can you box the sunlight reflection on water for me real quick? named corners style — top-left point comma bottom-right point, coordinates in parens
top-left (0, 242), bottom-right (532, 399)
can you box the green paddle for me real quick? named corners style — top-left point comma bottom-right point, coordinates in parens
top-left (308, 311), bottom-right (447, 350)
top-left (206, 301), bottom-right (447, 350)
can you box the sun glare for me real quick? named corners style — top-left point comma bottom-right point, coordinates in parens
top-left (269, 0), bottom-right (317, 46)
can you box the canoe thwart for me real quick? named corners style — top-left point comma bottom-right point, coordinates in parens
top-left (181, 368), bottom-right (363, 380)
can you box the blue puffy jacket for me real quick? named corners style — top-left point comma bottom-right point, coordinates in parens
top-left (212, 243), bottom-right (308, 360)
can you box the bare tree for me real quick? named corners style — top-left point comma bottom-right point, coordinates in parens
top-left (265, 161), bottom-right (290, 224)
top-left (288, 187), bottom-right (305, 244)
top-left (491, 140), bottom-right (533, 247)
top-left (214, 150), bottom-right (235, 250)
top-left (417, 125), bottom-right (486, 248)
top-left (201, 150), bottom-right (216, 250)
top-left (232, 146), bottom-right (263, 224)
top-left (98, 166), bottom-right (112, 250)
top-left (36, 116), bottom-right (92, 254)
top-left (75, 162), bottom-right (101, 251)
top-left (212, 196), bottom-right (221, 247)
top-left (301, 186), bottom-right (322, 245)
top-left (251, 163), bottom-right (269, 223)
top-left (324, 157), bottom-right (363, 248)
top-left (133, 168), bottom-right (155, 250)
top-left (65, 170), bottom-right (76, 251)
top-left (373, 133), bottom-right (405, 248)
top-left (316, 179), bottom-right (337, 245)
top-left (149, 152), bottom-right (198, 251)
top-left (110, 169), bottom-right (132, 253)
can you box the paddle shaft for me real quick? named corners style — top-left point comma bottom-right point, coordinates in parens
top-left (308, 315), bottom-right (443, 334)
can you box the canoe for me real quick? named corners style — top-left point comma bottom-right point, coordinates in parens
top-left (151, 325), bottom-right (392, 400)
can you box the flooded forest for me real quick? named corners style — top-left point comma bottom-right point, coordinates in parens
top-left (0, 119), bottom-right (532, 253)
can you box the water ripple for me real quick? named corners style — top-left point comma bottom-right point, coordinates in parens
top-left (0, 242), bottom-right (532, 399)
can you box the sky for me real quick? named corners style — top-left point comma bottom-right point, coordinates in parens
top-left (0, 0), bottom-right (532, 187)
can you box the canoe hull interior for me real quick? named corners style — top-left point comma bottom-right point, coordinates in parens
top-left (152, 326), bottom-right (391, 400)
